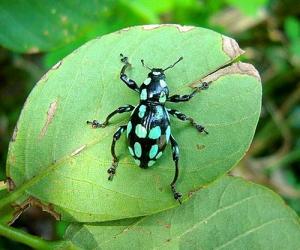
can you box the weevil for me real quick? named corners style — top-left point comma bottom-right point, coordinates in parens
top-left (87, 54), bottom-right (209, 203)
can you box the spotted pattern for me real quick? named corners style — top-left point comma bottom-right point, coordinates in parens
top-left (134, 159), bottom-right (141, 166)
top-left (134, 142), bottom-right (142, 157)
top-left (149, 145), bottom-right (158, 159)
top-left (144, 78), bottom-right (151, 85)
top-left (125, 105), bottom-right (132, 111)
top-left (126, 121), bottom-right (132, 137)
top-left (156, 151), bottom-right (163, 159)
top-left (138, 105), bottom-right (147, 118)
top-left (128, 146), bottom-right (134, 156)
top-left (159, 92), bottom-right (166, 103)
top-left (165, 126), bottom-right (171, 142)
top-left (156, 105), bottom-right (164, 119)
top-left (148, 160), bottom-right (156, 167)
top-left (148, 126), bottom-right (161, 139)
top-left (159, 79), bottom-right (167, 88)
top-left (140, 89), bottom-right (147, 100)
top-left (135, 124), bottom-right (147, 138)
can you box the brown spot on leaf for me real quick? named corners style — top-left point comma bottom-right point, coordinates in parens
top-left (39, 73), bottom-right (49, 84)
top-left (39, 60), bottom-right (63, 84)
top-left (142, 24), bottom-right (160, 30)
top-left (175, 25), bottom-right (194, 32)
top-left (6, 177), bottom-right (16, 191)
top-left (71, 145), bottom-right (87, 156)
top-left (222, 35), bottom-right (244, 59)
top-left (9, 196), bottom-right (60, 225)
top-left (52, 60), bottom-right (62, 69)
top-left (188, 185), bottom-right (205, 197)
top-left (142, 24), bottom-right (194, 32)
top-left (39, 100), bottom-right (58, 138)
top-left (11, 125), bottom-right (18, 142)
top-left (196, 144), bottom-right (206, 151)
top-left (157, 220), bottom-right (172, 229)
top-left (190, 62), bottom-right (260, 88)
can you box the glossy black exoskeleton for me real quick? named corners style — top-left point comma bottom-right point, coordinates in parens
top-left (87, 54), bottom-right (209, 203)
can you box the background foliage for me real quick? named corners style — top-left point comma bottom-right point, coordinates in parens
top-left (0, 0), bottom-right (299, 248)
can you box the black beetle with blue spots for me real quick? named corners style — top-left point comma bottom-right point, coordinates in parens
top-left (87, 54), bottom-right (210, 203)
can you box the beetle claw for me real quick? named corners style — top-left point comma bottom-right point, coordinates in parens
top-left (87, 120), bottom-right (107, 128)
top-left (171, 185), bottom-right (182, 204)
top-left (196, 125), bottom-right (208, 134)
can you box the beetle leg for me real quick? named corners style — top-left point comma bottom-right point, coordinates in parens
top-left (87, 104), bottom-right (134, 128)
top-left (120, 53), bottom-right (140, 93)
top-left (107, 125), bottom-right (127, 181)
top-left (170, 134), bottom-right (182, 204)
top-left (167, 82), bottom-right (210, 103)
top-left (167, 109), bottom-right (208, 134)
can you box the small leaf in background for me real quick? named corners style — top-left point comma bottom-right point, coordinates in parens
top-left (6, 25), bottom-right (261, 222)
top-left (284, 16), bottom-right (300, 66)
top-left (64, 176), bottom-right (300, 249)
top-left (0, 1), bottom-right (112, 53)
top-left (225, 0), bottom-right (267, 16)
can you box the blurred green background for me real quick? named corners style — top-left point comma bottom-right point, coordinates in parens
top-left (0, 0), bottom-right (299, 248)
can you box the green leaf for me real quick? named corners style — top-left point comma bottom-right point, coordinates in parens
top-left (6, 25), bottom-right (261, 222)
top-left (65, 176), bottom-right (300, 249)
top-left (284, 16), bottom-right (300, 42)
top-left (0, 1), bottom-right (111, 53)
top-left (225, 0), bottom-right (267, 16)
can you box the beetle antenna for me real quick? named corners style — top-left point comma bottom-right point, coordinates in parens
top-left (141, 59), bottom-right (152, 70)
top-left (163, 57), bottom-right (183, 71)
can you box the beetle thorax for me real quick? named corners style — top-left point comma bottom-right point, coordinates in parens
top-left (139, 70), bottom-right (169, 104)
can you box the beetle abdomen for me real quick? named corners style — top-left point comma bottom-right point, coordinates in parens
top-left (127, 103), bottom-right (170, 168)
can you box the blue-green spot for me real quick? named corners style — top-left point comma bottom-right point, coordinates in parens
top-left (127, 121), bottom-right (132, 137)
top-left (144, 78), bottom-right (151, 85)
top-left (156, 151), bottom-right (163, 159)
top-left (156, 106), bottom-right (164, 119)
top-left (135, 124), bottom-right (147, 138)
top-left (149, 145), bottom-right (158, 159)
top-left (148, 160), bottom-right (156, 167)
top-left (148, 126), bottom-right (161, 139)
top-left (159, 92), bottom-right (166, 103)
top-left (134, 142), bottom-right (142, 158)
top-left (159, 79), bottom-right (167, 87)
top-left (166, 126), bottom-right (171, 143)
top-left (140, 89), bottom-right (147, 100)
top-left (138, 105), bottom-right (147, 118)
top-left (128, 146), bottom-right (134, 156)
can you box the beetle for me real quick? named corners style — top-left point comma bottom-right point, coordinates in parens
top-left (87, 54), bottom-right (209, 203)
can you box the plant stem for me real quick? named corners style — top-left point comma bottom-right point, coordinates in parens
top-left (0, 223), bottom-right (52, 249)
top-left (0, 223), bottom-right (76, 249)
top-left (0, 182), bottom-right (29, 210)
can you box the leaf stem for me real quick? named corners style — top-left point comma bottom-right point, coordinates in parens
top-left (0, 223), bottom-right (74, 249)
top-left (0, 181), bottom-right (31, 210)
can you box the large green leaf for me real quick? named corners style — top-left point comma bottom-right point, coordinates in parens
top-left (65, 176), bottom-right (300, 249)
top-left (0, 1), bottom-right (111, 53)
top-left (6, 25), bottom-right (261, 222)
